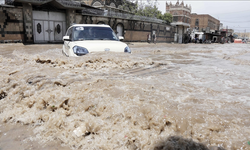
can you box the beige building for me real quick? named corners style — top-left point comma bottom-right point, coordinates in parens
top-left (190, 14), bottom-right (220, 34)
top-left (166, 0), bottom-right (191, 43)
top-left (234, 32), bottom-right (250, 39)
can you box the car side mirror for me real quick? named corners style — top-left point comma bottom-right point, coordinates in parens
top-left (118, 36), bottom-right (124, 41)
top-left (63, 36), bottom-right (71, 41)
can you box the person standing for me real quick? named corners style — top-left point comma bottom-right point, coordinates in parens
top-left (147, 33), bottom-right (151, 43)
top-left (153, 33), bottom-right (156, 44)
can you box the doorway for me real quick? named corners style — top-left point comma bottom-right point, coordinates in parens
top-left (33, 11), bottom-right (66, 43)
top-left (116, 24), bottom-right (123, 37)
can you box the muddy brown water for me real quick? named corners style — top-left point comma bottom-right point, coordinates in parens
top-left (0, 43), bottom-right (250, 150)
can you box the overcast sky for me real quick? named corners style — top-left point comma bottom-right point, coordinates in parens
top-left (156, 0), bottom-right (250, 33)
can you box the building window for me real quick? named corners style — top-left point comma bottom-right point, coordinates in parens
top-left (195, 19), bottom-right (199, 26)
top-left (56, 24), bottom-right (61, 34)
top-left (92, 1), bottom-right (102, 7)
top-left (173, 16), bottom-right (178, 22)
top-left (110, 2), bottom-right (116, 8)
top-left (37, 23), bottom-right (42, 34)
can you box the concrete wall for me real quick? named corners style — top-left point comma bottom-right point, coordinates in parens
top-left (22, 3), bottom-right (33, 43)
top-left (76, 14), bottom-right (175, 42)
top-left (0, 6), bottom-right (24, 43)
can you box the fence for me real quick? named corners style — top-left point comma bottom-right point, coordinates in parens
top-left (82, 8), bottom-right (168, 24)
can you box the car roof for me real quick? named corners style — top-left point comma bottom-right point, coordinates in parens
top-left (70, 24), bottom-right (111, 28)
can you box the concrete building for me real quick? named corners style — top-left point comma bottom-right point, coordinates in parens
top-left (234, 32), bottom-right (250, 39)
top-left (166, 0), bottom-right (191, 43)
top-left (220, 28), bottom-right (234, 43)
top-left (190, 13), bottom-right (220, 42)
top-left (0, 0), bottom-right (174, 43)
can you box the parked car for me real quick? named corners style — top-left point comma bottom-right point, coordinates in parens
top-left (62, 24), bottom-right (131, 56)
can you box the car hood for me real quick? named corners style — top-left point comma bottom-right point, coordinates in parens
top-left (71, 40), bottom-right (128, 53)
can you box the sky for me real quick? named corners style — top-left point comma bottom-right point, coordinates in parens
top-left (155, 0), bottom-right (250, 33)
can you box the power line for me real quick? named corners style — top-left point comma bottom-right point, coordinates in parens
top-left (230, 27), bottom-right (250, 28)
top-left (210, 9), bottom-right (250, 15)
top-left (231, 29), bottom-right (248, 31)
top-left (220, 20), bottom-right (250, 23)
top-left (218, 15), bottom-right (250, 19)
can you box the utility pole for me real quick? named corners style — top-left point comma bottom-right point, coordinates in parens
top-left (226, 26), bottom-right (228, 37)
top-left (244, 29), bottom-right (246, 39)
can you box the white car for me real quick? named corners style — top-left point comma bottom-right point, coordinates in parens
top-left (62, 24), bottom-right (131, 56)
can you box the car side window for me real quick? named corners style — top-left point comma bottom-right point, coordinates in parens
top-left (66, 28), bottom-right (73, 40)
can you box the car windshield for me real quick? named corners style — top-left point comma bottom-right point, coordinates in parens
top-left (73, 26), bottom-right (119, 41)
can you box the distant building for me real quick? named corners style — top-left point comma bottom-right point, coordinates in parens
top-left (219, 23), bottom-right (223, 30)
top-left (220, 28), bottom-right (234, 42)
top-left (166, 0), bottom-right (191, 43)
top-left (190, 14), bottom-right (220, 42)
top-left (190, 14), bottom-right (220, 33)
top-left (234, 32), bottom-right (250, 40)
top-left (220, 28), bottom-right (234, 37)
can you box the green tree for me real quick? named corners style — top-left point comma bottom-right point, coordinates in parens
top-left (121, 0), bottom-right (172, 23)
top-left (133, 1), bottom-right (172, 23)
top-left (122, 0), bottom-right (138, 13)
top-left (135, 5), bottom-right (159, 18)
top-left (161, 13), bottom-right (172, 23)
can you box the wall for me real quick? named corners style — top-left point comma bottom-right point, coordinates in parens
top-left (0, 6), bottom-right (24, 43)
top-left (76, 14), bottom-right (175, 42)
top-left (22, 3), bottom-right (33, 43)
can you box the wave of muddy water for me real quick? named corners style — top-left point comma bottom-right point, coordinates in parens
top-left (0, 43), bottom-right (250, 150)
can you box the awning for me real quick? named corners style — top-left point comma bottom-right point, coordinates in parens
top-left (194, 32), bottom-right (204, 35)
top-left (15, 0), bottom-right (53, 5)
top-left (14, 0), bottom-right (83, 9)
top-left (171, 22), bottom-right (190, 27)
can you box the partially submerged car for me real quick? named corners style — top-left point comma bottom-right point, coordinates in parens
top-left (62, 24), bottom-right (131, 56)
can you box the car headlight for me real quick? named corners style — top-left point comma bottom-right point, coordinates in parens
top-left (73, 46), bottom-right (89, 56)
top-left (124, 46), bottom-right (131, 53)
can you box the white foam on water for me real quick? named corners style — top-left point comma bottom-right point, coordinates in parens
top-left (1, 43), bottom-right (250, 149)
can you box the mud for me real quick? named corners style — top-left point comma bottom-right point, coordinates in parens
top-left (0, 43), bottom-right (250, 150)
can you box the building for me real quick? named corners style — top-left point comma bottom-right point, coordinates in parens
top-left (166, 0), bottom-right (191, 43)
top-left (234, 32), bottom-right (250, 39)
top-left (220, 28), bottom-right (234, 37)
top-left (190, 13), bottom-right (220, 42)
top-left (0, 0), bottom-right (175, 43)
top-left (220, 28), bottom-right (234, 43)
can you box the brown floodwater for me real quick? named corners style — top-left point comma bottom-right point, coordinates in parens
top-left (0, 43), bottom-right (250, 150)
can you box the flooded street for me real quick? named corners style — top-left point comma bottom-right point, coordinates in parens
top-left (0, 43), bottom-right (250, 150)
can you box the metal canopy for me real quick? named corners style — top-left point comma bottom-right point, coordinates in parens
top-left (14, 0), bottom-right (52, 5)
top-left (13, 0), bottom-right (82, 9)
top-left (171, 22), bottom-right (190, 27)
